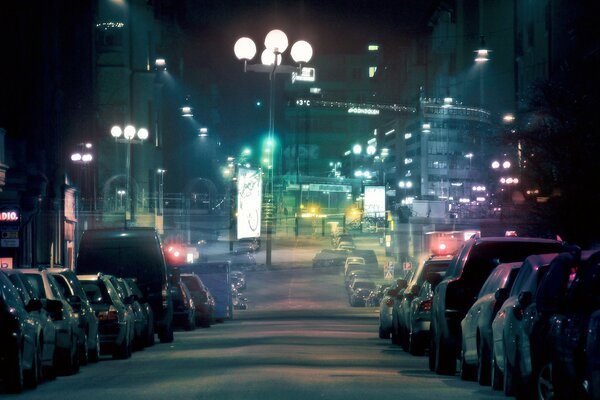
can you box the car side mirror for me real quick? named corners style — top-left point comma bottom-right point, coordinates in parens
top-left (426, 272), bottom-right (443, 287)
top-left (518, 291), bottom-right (533, 308)
top-left (25, 298), bottom-right (43, 313)
top-left (45, 299), bottom-right (64, 320)
top-left (410, 285), bottom-right (420, 296)
top-left (396, 279), bottom-right (408, 290)
top-left (495, 287), bottom-right (509, 303)
top-left (68, 295), bottom-right (83, 311)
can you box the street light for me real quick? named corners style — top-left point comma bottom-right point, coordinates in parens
top-left (111, 124), bottom-right (148, 225)
top-left (71, 142), bottom-right (95, 211)
top-left (234, 29), bottom-right (313, 267)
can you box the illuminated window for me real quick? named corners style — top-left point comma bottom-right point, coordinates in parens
top-left (369, 66), bottom-right (377, 78)
top-left (368, 44), bottom-right (379, 51)
top-left (404, 158), bottom-right (413, 165)
top-left (404, 133), bottom-right (412, 140)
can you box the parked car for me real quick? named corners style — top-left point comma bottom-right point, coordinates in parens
top-left (124, 278), bottom-right (155, 346)
top-left (171, 279), bottom-right (196, 331)
top-left (229, 248), bottom-right (257, 272)
top-left (550, 250), bottom-right (600, 399)
top-left (490, 253), bottom-right (558, 393)
top-left (344, 256), bottom-right (365, 276)
top-left (350, 288), bottom-right (371, 307)
top-left (78, 274), bottom-right (135, 359)
top-left (346, 271), bottom-right (371, 291)
top-left (460, 261), bottom-right (522, 384)
top-left (232, 286), bottom-right (248, 310)
top-left (332, 233), bottom-right (353, 248)
top-left (48, 268), bottom-right (100, 363)
top-left (109, 275), bottom-right (149, 350)
top-left (0, 270), bottom-right (43, 392)
top-left (393, 255), bottom-right (453, 351)
top-left (20, 268), bottom-right (83, 375)
top-left (337, 241), bottom-right (356, 251)
top-left (238, 237), bottom-right (260, 252)
top-left (312, 249), bottom-right (348, 272)
top-left (181, 273), bottom-right (215, 327)
top-left (348, 279), bottom-right (376, 300)
top-left (378, 280), bottom-right (408, 339)
top-left (365, 283), bottom-right (390, 307)
top-left (76, 227), bottom-right (174, 343)
top-left (230, 270), bottom-right (246, 291)
top-left (4, 269), bottom-right (57, 379)
top-left (409, 278), bottom-right (439, 358)
top-left (429, 236), bottom-right (562, 376)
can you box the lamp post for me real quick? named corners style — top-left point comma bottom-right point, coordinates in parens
top-left (110, 124), bottom-right (149, 226)
top-left (234, 29), bottom-right (313, 267)
top-left (70, 142), bottom-right (95, 211)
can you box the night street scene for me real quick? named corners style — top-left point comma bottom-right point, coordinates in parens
top-left (1, 1), bottom-right (599, 399)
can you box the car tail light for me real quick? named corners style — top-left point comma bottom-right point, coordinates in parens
top-left (419, 300), bottom-right (432, 312)
top-left (162, 284), bottom-right (168, 308)
top-left (385, 298), bottom-right (394, 307)
top-left (97, 306), bottom-right (118, 321)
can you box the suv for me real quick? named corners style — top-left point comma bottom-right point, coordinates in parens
top-left (429, 236), bottom-right (562, 375)
top-left (76, 228), bottom-right (174, 343)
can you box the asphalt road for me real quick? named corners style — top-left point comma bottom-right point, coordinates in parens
top-left (7, 261), bottom-right (506, 400)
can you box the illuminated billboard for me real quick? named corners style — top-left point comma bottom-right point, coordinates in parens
top-left (237, 168), bottom-right (262, 239)
top-left (364, 186), bottom-right (385, 218)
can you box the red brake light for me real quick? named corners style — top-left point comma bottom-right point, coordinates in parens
top-left (385, 298), bottom-right (394, 307)
top-left (162, 284), bottom-right (168, 308)
top-left (97, 306), bottom-right (118, 321)
top-left (419, 300), bottom-right (432, 312)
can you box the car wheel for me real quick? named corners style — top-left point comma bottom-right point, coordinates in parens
top-left (428, 330), bottom-right (436, 371)
top-left (435, 332), bottom-right (457, 375)
top-left (6, 347), bottom-right (24, 393)
top-left (400, 325), bottom-right (409, 352)
top-left (146, 321), bottom-right (155, 347)
top-left (536, 361), bottom-right (554, 400)
top-left (460, 345), bottom-right (477, 381)
top-left (79, 333), bottom-right (89, 366)
top-left (477, 336), bottom-right (491, 386)
top-left (24, 343), bottom-right (40, 389)
top-left (89, 332), bottom-right (100, 363)
top-left (491, 351), bottom-right (503, 391)
top-left (503, 350), bottom-right (517, 396)
top-left (378, 326), bottom-right (388, 339)
top-left (159, 322), bottom-right (174, 343)
top-left (408, 332), bottom-right (424, 356)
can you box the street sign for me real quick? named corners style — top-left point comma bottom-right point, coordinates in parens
top-left (384, 261), bottom-right (395, 280)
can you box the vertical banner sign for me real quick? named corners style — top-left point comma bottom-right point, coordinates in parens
top-left (364, 186), bottom-right (386, 218)
top-left (237, 168), bottom-right (262, 239)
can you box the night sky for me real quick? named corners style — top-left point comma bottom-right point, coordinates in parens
top-left (177, 0), bottom-right (439, 150)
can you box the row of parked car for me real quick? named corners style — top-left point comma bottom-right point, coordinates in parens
top-left (0, 262), bottom-right (240, 394)
top-left (377, 234), bottom-right (600, 399)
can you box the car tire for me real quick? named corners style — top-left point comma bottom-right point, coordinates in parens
top-left (79, 333), bottom-right (89, 366)
top-left (378, 326), bottom-right (388, 339)
top-left (408, 332), bottom-right (424, 356)
top-left (146, 321), bottom-right (155, 347)
top-left (89, 332), bottom-right (100, 363)
top-left (491, 351), bottom-right (503, 391)
top-left (6, 347), bottom-right (24, 393)
top-left (503, 350), bottom-right (517, 396)
top-left (159, 322), bottom-right (174, 343)
top-left (435, 332), bottom-right (457, 376)
top-left (113, 337), bottom-right (130, 360)
top-left (477, 336), bottom-right (491, 386)
top-left (460, 345), bottom-right (477, 381)
top-left (400, 325), bottom-right (409, 352)
top-left (428, 330), bottom-right (436, 372)
top-left (534, 361), bottom-right (554, 400)
top-left (23, 343), bottom-right (40, 389)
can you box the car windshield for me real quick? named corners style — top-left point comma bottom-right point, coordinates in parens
top-left (2, 2), bottom-right (597, 398)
